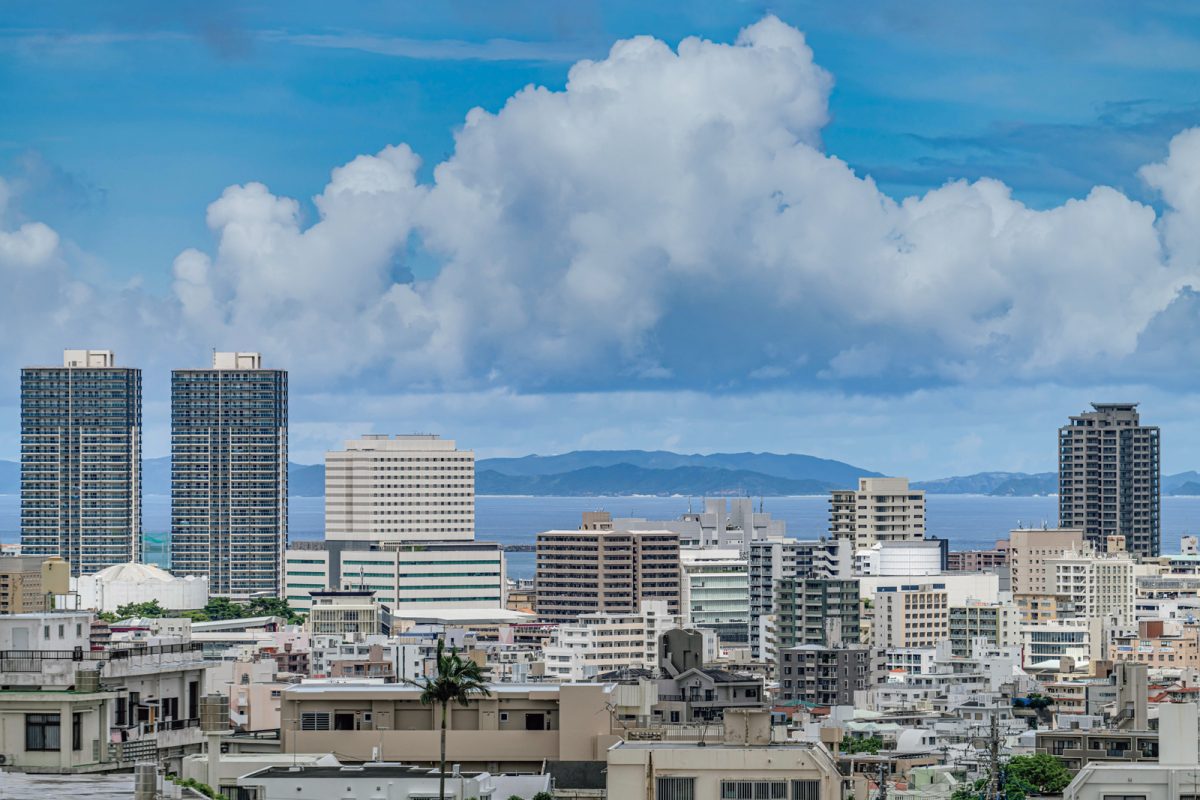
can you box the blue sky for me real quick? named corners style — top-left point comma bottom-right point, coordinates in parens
top-left (4, 1), bottom-right (1200, 474)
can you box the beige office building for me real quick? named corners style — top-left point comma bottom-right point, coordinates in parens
top-left (325, 434), bottom-right (474, 542)
top-left (829, 477), bottom-right (925, 548)
top-left (0, 556), bottom-right (69, 614)
top-left (535, 529), bottom-right (681, 623)
top-left (1009, 528), bottom-right (1085, 595)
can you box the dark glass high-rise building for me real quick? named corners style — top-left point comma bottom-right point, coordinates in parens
top-left (21, 349), bottom-right (142, 575)
top-left (171, 352), bottom-right (287, 598)
top-left (1059, 403), bottom-right (1160, 559)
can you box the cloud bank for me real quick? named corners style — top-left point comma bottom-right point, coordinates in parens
top-left (5, 15), bottom-right (1200, 466)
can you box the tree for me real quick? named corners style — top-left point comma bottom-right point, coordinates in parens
top-left (1006, 753), bottom-right (1071, 794)
top-left (203, 597), bottom-right (248, 621)
top-left (843, 735), bottom-right (883, 755)
top-left (408, 639), bottom-right (491, 800)
top-left (531, 793), bottom-right (554, 800)
top-left (246, 596), bottom-right (304, 624)
top-left (114, 599), bottom-right (167, 619)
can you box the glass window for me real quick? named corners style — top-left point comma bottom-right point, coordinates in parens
top-left (26, 714), bottom-right (61, 751)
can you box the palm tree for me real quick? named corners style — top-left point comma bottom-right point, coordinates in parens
top-left (409, 638), bottom-right (491, 800)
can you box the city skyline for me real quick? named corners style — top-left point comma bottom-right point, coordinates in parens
top-left (5, 5), bottom-right (1200, 477)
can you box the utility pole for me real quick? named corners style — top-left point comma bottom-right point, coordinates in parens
top-left (877, 761), bottom-right (888, 800)
top-left (984, 712), bottom-right (1002, 800)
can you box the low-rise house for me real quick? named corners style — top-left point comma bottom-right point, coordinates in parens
top-left (279, 681), bottom-right (619, 771)
top-left (1064, 703), bottom-right (1198, 800)
top-left (0, 611), bottom-right (214, 774)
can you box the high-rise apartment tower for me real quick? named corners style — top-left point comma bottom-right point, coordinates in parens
top-left (171, 352), bottom-right (288, 597)
top-left (1059, 403), bottom-right (1160, 558)
top-left (21, 350), bottom-right (142, 575)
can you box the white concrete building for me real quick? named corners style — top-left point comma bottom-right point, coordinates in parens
top-left (829, 477), bottom-right (925, 549)
top-left (857, 573), bottom-right (1000, 605)
top-left (325, 434), bottom-right (474, 542)
top-left (1064, 703), bottom-right (1198, 800)
top-left (72, 562), bottom-right (208, 612)
top-left (607, 711), bottom-right (841, 800)
top-left (680, 548), bottom-right (749, 645)
top-left (1050, 549), bottom-right (1136, 623)
top-left (542, 601), bottom-right (681, 680)
top-left (855, 539), bottom-right (943, 577)
top-left (615, 497), bottom-right (786, 549)
top-left (284, 542), bottom-right (506, 613)
top-left (309, 634), bottom-right (424, 682)
top-left (305, 591), bottom-right (389, 636)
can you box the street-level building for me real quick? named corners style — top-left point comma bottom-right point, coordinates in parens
top-left (777, 644), bottom-right (870, 708)
top-left (0, 555), bottom-right (69, 614)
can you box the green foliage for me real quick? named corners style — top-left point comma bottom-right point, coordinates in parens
top-left (168, 775), bottom-right (228, 800)
top-left (532, 792), bottom-right (554, 800)
top-left (1006, 753), bottom-right (1071, 794)
top-left (203, 596), bottom-right (248, 621)
top-left (198, 596), bottom-right (304, 624)
top-left (842, 735), bottom-right (883, 754)
top-left (96, 611), bottom-right (119, 623)
top-left (114, 599), bottom-right (168, 619)
top-left (247, 596), bottom-right (305, 624)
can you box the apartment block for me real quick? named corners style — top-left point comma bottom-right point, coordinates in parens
top-left (829, 477), bottom-right (925, 549)
top-left (774, 578), bottom-right (861, 649)
top-left (948, 602), bottom-right (1020, 657)
top-left (542, 601), bottom-right (681, 680)
top-left (284, 541), bottom-right (506, 613)
top-left (947, 542), bottom-right (1009, 571)
top-left (1110, 620), bottom-right (1200, 669)
top-left (535, 529), bottom-right (681, 623)
top-left (872, 584), bottom-right (949, 649)
top-left (0, 556), bottom-right (69, 614)
top-left (1059, 403), bottom-right (1160, 558)
top-left (1050, 551), bottom-right (1136, 622)
top-left (1008, 528), bottom-right (1086, 596)
top-left (777, 644), bottom-right (870, 708)
top-left (325, 434), bottom-right (474, 542)
top-left (171, 352), bottom-right (287, 598)
top-left (681, 548), bottom-right (749, 645)
top-left (21, 350), bottom-right (142, 575)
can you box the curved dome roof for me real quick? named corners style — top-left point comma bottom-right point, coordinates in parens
top-left (91, 562), bottom-right (179, 583)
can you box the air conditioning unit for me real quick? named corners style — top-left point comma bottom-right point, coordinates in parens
top-left (0, 753), bottom-right (9, 765)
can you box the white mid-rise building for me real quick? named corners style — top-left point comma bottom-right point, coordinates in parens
top-left (829, 477), bottom-right (925, 549)
top-left (284, 542), bottom-right (506, 613)
top-left (854, 539), bottom-right (943, 576)
top-left (542, 601), bottom-right (681, 680)
top-left (680, 548), bottom-right (749, 645)
top-left (325, 434), bottom-right (474, 542)
top-left (1050, 549), bottom-right (1136, 623)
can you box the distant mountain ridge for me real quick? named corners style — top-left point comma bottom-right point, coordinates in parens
top-left (2, 452), bottom-right (1200, 497)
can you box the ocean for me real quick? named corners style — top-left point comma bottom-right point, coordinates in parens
top-left (4, 494), bottom-right (1200, 581)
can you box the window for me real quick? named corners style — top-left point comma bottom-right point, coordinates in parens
top-left (26, 713), bottom-right (61, 751)
top-left (792, 780), bottom-right (820, 800)
top-left (300, 712), bottom-right (331, 731)
top-left (499, 712), bottom-right (509, 722)
top-left (1102, 796), bottom-right (1145, 800)
top-left (722, 781), bottom-right (788, 799)
top-left (656, 776), bottom-right (695, 800)
top-left (525, 713), bottom-right (546, 731)
top-left (72, 712), bottom-right (83, 751)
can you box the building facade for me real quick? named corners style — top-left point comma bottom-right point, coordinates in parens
top-left (324, 434), bottom-right (474, 542)
top-left (21, 350), bottom-right (142, 575)
top-left (774, 578), bottom-right (861, 649)
top-left (777, 645), bottom-right (870, 708)
top-left (1050, 551), bottom-right (1136, 622)
top-left (1008, 528), bottom-right (1086, 596)
top-left (284, 541), bottom-right (506, 613)
top-left (948, 602), bottom-right (1020, 657)
top-left (542, 601), bottom-right (681, 680)
top-left (681, 548), bottom-right (749, 645)
top-left (170, 352), bottom-right (288, 598)
top-left (829, 477), bottom-right (925, 549)
top-left (872, 584), bottom-right (949, 649)
top-left (0, 556), bottom-right (69, 614)
top-left (535, 529), bottom-right (681, 623)
top-left (1059, 403), bottom-right (1160, 558)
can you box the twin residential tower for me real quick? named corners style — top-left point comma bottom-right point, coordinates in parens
top-left (19, 349), bottom-right (288, 598)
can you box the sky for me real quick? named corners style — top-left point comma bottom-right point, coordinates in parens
top-left (3, 1), bottom-right (1200, 476)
